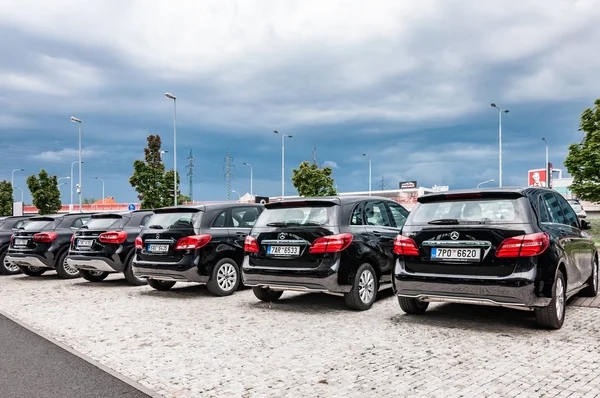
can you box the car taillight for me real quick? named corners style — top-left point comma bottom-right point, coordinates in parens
top-left (496, 232), bottom-right (550, 257)
top-left (244, 236), bottom-right (259, 253)
top-left (393, 235), bottom-right (420, 256)
top-left (10, 234), bottom-right (14, 244)
top-left (70, 233), bottom-right (75, 243)
top-left (175, 235), bottom-right (212, 250)
top-left (99, 231), bottom-right (128, 244)
top-left (309, 233), bottom-right (353, 254)
top-left (33, 232), bottom-right (58, 243)
top-left (135, 236), bottom-right (143, 250)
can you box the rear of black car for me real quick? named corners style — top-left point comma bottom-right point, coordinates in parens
top-left (0, 216), bottom-right (31, 275)
top-left (393, 190), bottom-right (554, 314)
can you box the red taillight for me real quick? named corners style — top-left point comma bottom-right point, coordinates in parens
top-left (10, 234), bottom-right (14, 244)
top-left (70, 233), bottom-right (76, 243)
top-left (99, 231), bottom-right (127, 244)
top-left (393, 235), bottom-right (420, 256)
top-left (33, 232), bottom-right (58, 243)
top-left (496, 232), bottom-right (549, 258)
top-left (135, 236), bottom-right (143, 250)
top-left (175, 234), bottom-right (212, 250)
top-left (244, 236), bottom-right (259, 253)
top-left (309, 233), bottom-right (353, 254)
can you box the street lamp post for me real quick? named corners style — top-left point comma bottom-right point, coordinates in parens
top-left (231, 190), bottom-right (241, 201)
top-left (273, 130), bottom-right (292, 198)
top-left (95, 177), bottom-right (105, 204)
top-left (362, 153), bottom-right (372, 196)
top-left (160, 150), bottom-right (168, 162)
top-left (14, 186), bottom-right (23, 203)
top-left (477, 179), bottom-right (495, 188)
top-left (490, 103), bottom-right (509, 187)
top-left (11, 168), bottom-right (24, 196)
top-left (70, 116), bottom-right (83, 212)
top-left (164, 92), bottom-right (177, 206)
top-left (542, 138), bottom-right (549, 187)
top-left (242, 162), bottom-right (253, 196)
top-left (70, 160), bottom-right (83, 213)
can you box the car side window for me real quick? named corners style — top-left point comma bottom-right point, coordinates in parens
top-left (212, 211), bottom-right (227, 228)
top-left (364, 201), bottom-right (392, 227)
top-left (13, 220), bottom-right (25, 229)
top-left (350, 203), bottom-right (364, 226)
top-left (139, 215), bottom-right (152, 228)
top-left (231, 207), bottom-right (259, 228)
top-left (542, 193), bottom-right (566, 225)
top-left (387, 202), bottom-right (408, 228)
top-left (556, 194), bottom-right (580, 228)
top-left (536, 196), bottom-right (550, 223)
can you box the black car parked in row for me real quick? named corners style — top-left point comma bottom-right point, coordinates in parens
top-left (393, 188), bottom-right (598, 329)
top-left (242, 196), bottom-right (409, 310)
top-left (0, 216), bottom-right (31, 275)
top-left (133, 203), bottom-right (263, 295)
top-left (67, 210), bottom-right (154, 285)
top-left (7, 213), bottom-right (93, 278)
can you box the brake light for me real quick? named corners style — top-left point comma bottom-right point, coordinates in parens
top-left (496, 232), bottom-right (549, 257)
top-left (135, 236), bottom-right (143, 250)
top-left (309, 233), bottom-right (353, 254)
top-left (393, 235), bottom-right (420, 256)
top-left (33, 232), bottom-right (58, 243)
top-left (444, 193), bottom-right (483, 200)
top-left (99, 231), bottom-right (128, 244)
top-left (244, 236), bottom-right (259, 253)
top-left (175, 234), bottom-right (212, 250)
top-left (70, 233), bottom-right (75, 243)
top-left (10, 234), bottom-right (14, 244)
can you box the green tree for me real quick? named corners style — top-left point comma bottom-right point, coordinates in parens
top-left (129, 135), bottom-right (166, 209)
top-left (291, 161), bottom-right (337, 197)
top-left (565, 99), bottom-right (600, 202)
top-left (0, 180), bottom-right (13, 216)
top-left (26, 169), bottom-right (61, 215)
top-left (83, 197), bottom-right (96, 205)
top-left (162, 170), bottom-right (189, 206)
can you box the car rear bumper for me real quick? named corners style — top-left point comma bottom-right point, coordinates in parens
top-left (241, 256), bottom-right (350, 293)
top-left (67, 255), bottom-right (122, 273)
top-left (132, 260), bottom-right (209, 283)
top-left (6, 253), bottom-right (53, 269)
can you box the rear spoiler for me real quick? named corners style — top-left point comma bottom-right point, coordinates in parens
top-left (153, 206), bottom-right (204, 214)
top-left (418, 191), bottom-right (525, 204)
top-left (265, 199), bottom-right (340, 209)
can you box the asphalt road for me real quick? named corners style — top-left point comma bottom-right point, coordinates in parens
top-left (0, 314), bottom-right (151, 398)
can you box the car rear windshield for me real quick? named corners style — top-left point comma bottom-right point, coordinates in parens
top-left (255, 206), bottom-right (335, 227)
top-left (409, 199), bottom-right (527, 224)
top-left (22, 219), bottom-right (55, 231)
top-left (144, 212), bottom-right (197, 230)
top-left (83, 216), bottom-right (123, 230)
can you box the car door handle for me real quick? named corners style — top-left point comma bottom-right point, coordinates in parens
top-left (235, 232), bottom-right (247, 237)
top-left (372, 231), bottom-right (382, 237)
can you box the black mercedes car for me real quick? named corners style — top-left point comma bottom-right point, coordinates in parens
top-left (7, 213), bottom-right (93, 278)
top-left (242, 196), bottom-right (409, 310)
top-left (67, 210), bottom-right (154, 285)
top-left (393, 188), bottom-right (598, 329)
top-left (132, 203), bottom-right (263, 295)
top-left (0, 216), bottom-right (31, 275)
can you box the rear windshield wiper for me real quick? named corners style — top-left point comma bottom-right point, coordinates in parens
top-left (266, 221), bottom-right (298, 227)
top-left (428, 218), bottom-right (459, 225)
top-left (147, 225), bottom-right (164, 229)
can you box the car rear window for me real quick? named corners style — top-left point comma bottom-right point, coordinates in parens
top-left (255, 206), bottom-right (335, 227)
top-left (409, 199), bottom-right (528, 224)
top-left (22, 219), bottom-right (55, 231)
top-left (144, 212), bottom-right (197, 230)
top-left (83, 217), bottom-right (123, 230)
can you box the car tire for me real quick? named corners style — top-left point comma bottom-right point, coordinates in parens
top-left (148, 279), bottom-right (176, 291)
top-left (0, 250), bottom-right (21, 275)
top-left (79, 270), bottom-right (109, 282)
top-left (207, 258), bottom-right (240, 296)
top-left (55, 252), bottom-right (81, 279)
top-left (535, 270), bottom-right (566, 330)
top-left (123, 256), bottom-right (147, 286)
top-left (579, 257), bottom-right (598, 297)
top-left (19, 266), bottom-right (47, 277)
top-left (397, 296), bottom-right (430, 315)
top-left (252, 287), bottom-right (284, 302)
top-left (344, 263), bottom-right (378, 311)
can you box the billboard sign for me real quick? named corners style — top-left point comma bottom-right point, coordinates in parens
top-left (399, 181), bottom-right (418, 189)
top-left (528, 164), bottom-right (553, 188)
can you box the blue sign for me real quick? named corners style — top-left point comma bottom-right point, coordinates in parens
top-left (128, 203), bottom-right (136, 211)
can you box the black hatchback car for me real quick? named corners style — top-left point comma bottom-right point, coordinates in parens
top-left (0, 216), bottom-right (31, 275)
top-left (393, 188), bottom-right (598, 329)
top-left (133, 203), bottom-right (263, 295)
top-left (242, 196), bottom-right (409, 310)
top-left (7, 213), bottom-right (93, 278)
top-left (67, 210), bottom-right (154, 285)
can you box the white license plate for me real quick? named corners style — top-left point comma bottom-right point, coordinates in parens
top-left (148, 244), bottom-right (169, 253)
top-left (14, 239), bottom-right (28, 246)
top-left (267, 245), bottom-right (300, 256)
top-left (77, 239), bottom-right (93, 247)
top-left (431, 248), bottom-right (480, 261)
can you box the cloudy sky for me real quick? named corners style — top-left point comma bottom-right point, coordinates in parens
top-left (1, 0), bottom-right (599, 203)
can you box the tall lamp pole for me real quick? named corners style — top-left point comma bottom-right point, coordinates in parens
top-left (14, 186), bottom-right (23, 203)
top-left (542, 138), bottom-right (549, 187)
top-left (70, 116), bottom-right (83, 211)
top-left (477, 179), bottom-right (495, 188)
top-left (490, 103), bottom-right (509, 187)
top-left (242, 162), bottom-right (253, 196)
top-left (95, 177), bottom-right (105, 204)
top-left (11, 168), bottom-right (24, 199)
top-left (362, 153), bottom-right (372, 195)
top-left (273, 130), bottom-right (292, 198)
top-left (165, 92), bottom-right (177, 206)
top-left (70, 160), bottom-right (82, 212)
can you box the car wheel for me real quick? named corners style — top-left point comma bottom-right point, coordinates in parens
top-left (252, 287), bottom-right (283, 302)
top-left (19, 266), bottom-right (47, 277)
top-left (0, 250), bottom-right (21, 275)
top-left (535, 270), bottom-right (566, 330)
top-left (55, 252), bottom-right (81, 279)
top-left (397, 296), bottom-right (430, 315)
top-left (80, 269), bottom-right (109, 282)
top-left (147, 279), bottom-right (176, 291)
top-left (579, 257), bottom-right (598, 297)
top-left (124, 256), bottom-right (147, 286)
top-left (207, 258), bottom-right (240, 296)
top-left (344, 263), bottom-right (378, 311)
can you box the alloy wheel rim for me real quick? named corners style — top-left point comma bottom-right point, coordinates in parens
top-left (4, 258), bottom-right (19, 273)
top-left (358, 269), bottom-right (375, 303)
top-left (555, 277), bottom-right (565, 319)
top-left (29, 266), bottom-right (41, 272)
top-left (217, 263), bottom-right (237, 291)
top-left (90, 271), bottom-right (105, 277)
top-left (63, 260), bottom-right (79, 275)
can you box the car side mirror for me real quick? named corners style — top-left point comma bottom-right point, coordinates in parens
top-left (580, 219), bottom-right (591, 230)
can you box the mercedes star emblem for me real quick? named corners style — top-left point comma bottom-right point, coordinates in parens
top-left (156, 234), bottom-right (161, 239)
top-left (450, 231), bottom-right (460, 241)
top-left (278, 232), bottom-right (286, 240)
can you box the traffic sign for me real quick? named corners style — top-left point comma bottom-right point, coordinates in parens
top-left (128, 203), bottom-right (136, 211)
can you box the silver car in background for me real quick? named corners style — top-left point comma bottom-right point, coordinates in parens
top-left (568, 199), bottom-right (587, 218)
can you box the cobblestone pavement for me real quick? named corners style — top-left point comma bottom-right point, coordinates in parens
top-left (1, 272), bottom-right (600, 398)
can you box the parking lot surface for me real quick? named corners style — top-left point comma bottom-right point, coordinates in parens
top-left (1, 273), bottom-right (600, 398)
